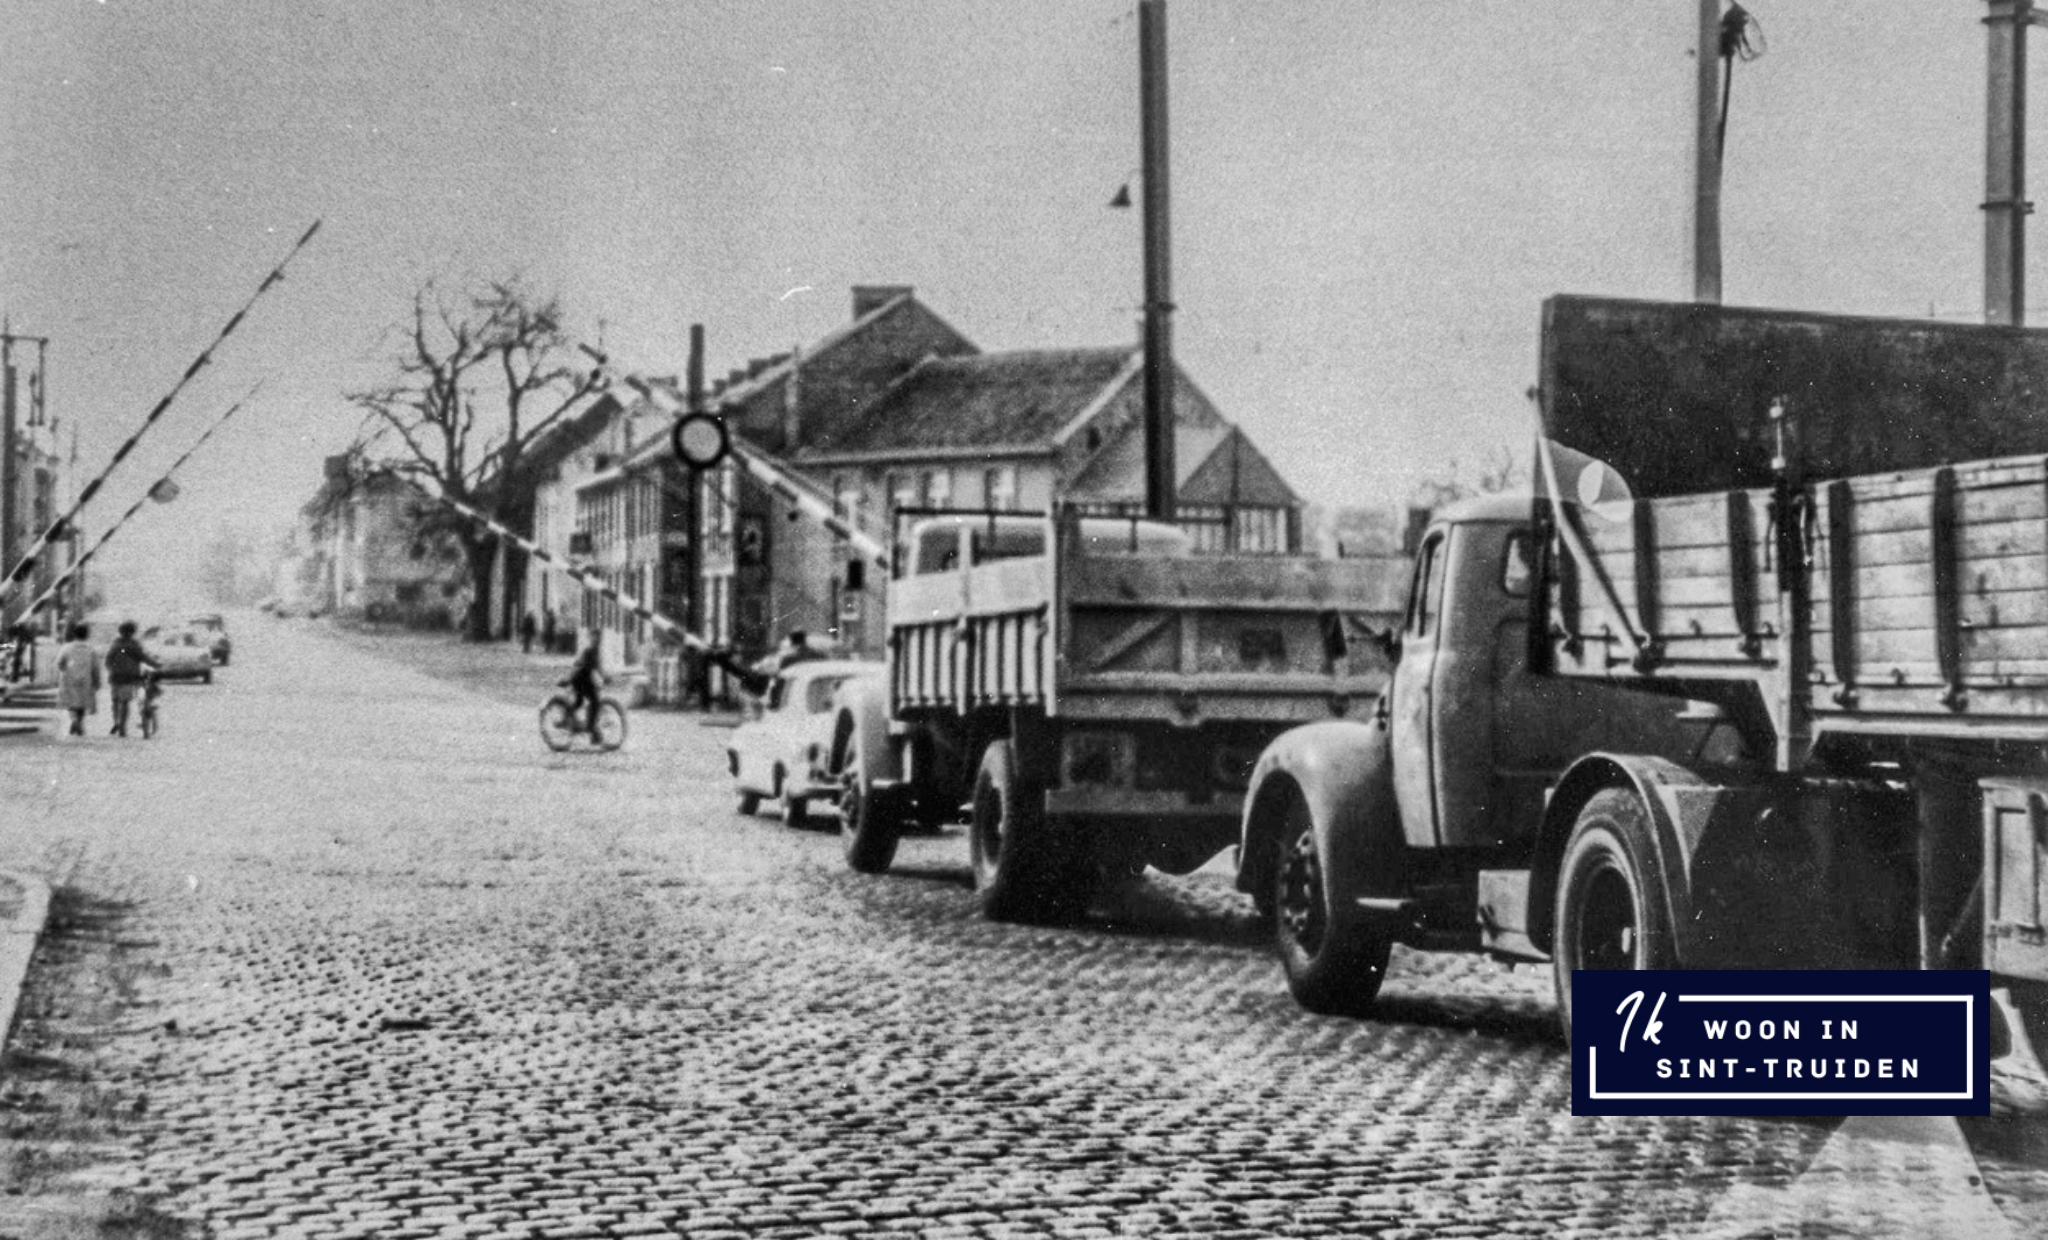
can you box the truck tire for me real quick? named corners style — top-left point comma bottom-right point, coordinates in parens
top-left (1271, 792), bottom-right (1391, 1015)
top-left (839, 770), bottom-right (903, 874)
top-left (970, 739), bottom-right (1082, 924)
top-left (1552, 787), bottom-right (1676, 1043)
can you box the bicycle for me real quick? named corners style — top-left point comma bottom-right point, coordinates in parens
top-left (538, 692), bottom-right (627, 752)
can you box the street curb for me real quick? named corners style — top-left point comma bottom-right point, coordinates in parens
top-left (0, 869), bottom-right (52, 1054)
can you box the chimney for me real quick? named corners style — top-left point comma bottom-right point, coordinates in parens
top-left (852, 284), bottom-right (914, 320)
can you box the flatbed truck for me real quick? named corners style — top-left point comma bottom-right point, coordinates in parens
top-left (1237, 295), bottom-right (2048, 1044)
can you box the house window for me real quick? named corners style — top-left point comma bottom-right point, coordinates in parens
top-left (923, 469), bottom-right (952, 509)
top-left (1234, 507), bottom-right (1286, 554)
top-left (1178, 504), bottom-right (1228, 555)
top-left (705, 466), bottom-right (735, 538)
top-left (887, 471), bottom-right (918, 514)
top-left (984, 465), bottom-right (1017, 511)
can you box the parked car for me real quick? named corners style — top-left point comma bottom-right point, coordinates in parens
top-left (144, 628), bottom-right (216, 683)
top-left (186, 613), bottom-right (231, 665)
top-left (728, 659), bottom-right (884, 826)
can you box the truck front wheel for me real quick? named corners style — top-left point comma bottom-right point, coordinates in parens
top-left (1552, 788), bottom-right (1676, 1043)
top-left (840, 769), bottom-right (903, 875)
top-left (1272, 795), bottom-right (1391, 1016)
top-left (970, 739), bottom-right (1082, 923)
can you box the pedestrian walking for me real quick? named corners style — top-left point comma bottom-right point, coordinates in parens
top-left (519, 610), bottom-right (538, 655)
top-left (5, 619), bottom-right (34, 682)
top-left (55, 622), bottom-right (99, 737)
top-left (104, 620), bottom-right (160, 738)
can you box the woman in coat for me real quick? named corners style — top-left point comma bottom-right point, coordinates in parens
top-left (55, 622), bottom-right (100, 737)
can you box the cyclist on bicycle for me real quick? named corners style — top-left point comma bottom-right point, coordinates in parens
top-left (561, 634), bottom-right (604, 737)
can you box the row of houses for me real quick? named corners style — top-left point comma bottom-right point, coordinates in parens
top-left (0, 346), bottom-right (68, 634)
top-left (290, 285), bottom-right (1311, 701)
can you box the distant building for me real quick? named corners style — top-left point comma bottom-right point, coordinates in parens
top-left (0, 349), bottom-right (65, 632)
top-left (788, 345), bottom-right (1304, 659)
top-left (530, 284), bottom-right (1314, 699)
top-left (294, 457), bottom-right (465, 626)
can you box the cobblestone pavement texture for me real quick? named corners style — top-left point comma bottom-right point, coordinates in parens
top-left (0, 614), bottom-right (2044, 1238)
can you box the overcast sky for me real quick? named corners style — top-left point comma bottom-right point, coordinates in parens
top-left (0, 1), bottom-right (2006, 608)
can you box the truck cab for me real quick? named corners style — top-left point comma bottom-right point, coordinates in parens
top-left (1386, 497), bottom-right (1708, 855)
top-left (1237, 496), bottom-right (1715, 1014)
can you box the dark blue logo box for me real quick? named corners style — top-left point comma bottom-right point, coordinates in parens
top-left (1571, 970), bottom-right (1990, 1116)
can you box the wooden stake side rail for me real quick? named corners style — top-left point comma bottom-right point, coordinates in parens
top-left (1546, 451), bottom-right (2048, 740)
top-left (888, 544), bottom-right (1406, 724)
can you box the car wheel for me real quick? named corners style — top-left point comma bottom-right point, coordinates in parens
top-left (779, 788), bottom-right (809, 829)
top-left (969, 739), bottom-right (1085, 924)
top-left (1552, 787), bottom-right (1675, 1044)
top-left (1272, 791), bottom-right (1392, 1016)
top-left (735, 790), bottom-right (761, 816)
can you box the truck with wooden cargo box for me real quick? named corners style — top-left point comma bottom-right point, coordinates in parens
top-left (829, 507), bottom-right (1409, 922)
top-left (1237, 294), bottom-right (2048, 1043)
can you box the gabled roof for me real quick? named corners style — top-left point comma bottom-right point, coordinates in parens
top-left (798, 348), bottom-right (1135, 458)
top-left (1065, 420), bottom-right (1299, 508)
top-left (712, 290), bottom-right (972, 411)
top-left (1179, 425), bottom-right (1301, 507)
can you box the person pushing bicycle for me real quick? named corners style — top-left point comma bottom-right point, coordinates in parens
top-left (561, 634), bottom-right (605, 737)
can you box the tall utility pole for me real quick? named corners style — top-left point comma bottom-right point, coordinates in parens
top-left (1986, 0), bottom-right (2035, 326)
top-left (1694, 0), bottom-right (1725, 304)
top-left (1139, 0), bottom-right (1176, 520)
top-left (1, 333), bottom-right (16, 626)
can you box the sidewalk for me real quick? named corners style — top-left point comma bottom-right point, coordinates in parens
top-left (0, 869), bottom-right (52, 1055)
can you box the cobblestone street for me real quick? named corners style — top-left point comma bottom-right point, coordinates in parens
top-left (2, 616), bottom-right (2045, 1238)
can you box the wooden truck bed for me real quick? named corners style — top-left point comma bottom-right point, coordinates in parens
top-left (889, 543), bottom-right (1407, 726)
top-left (1545, 451), bottom-right (2048, 738)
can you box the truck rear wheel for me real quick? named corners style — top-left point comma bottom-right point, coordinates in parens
top-left (1272, 794), bottom-right (1391, 1015)
top-left (970, 739), bottom-right (1082, 923)
top-left (1553, 787), bottom-right (1675, 1043)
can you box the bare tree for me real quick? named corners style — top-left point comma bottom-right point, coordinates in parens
top-left (345, 277), bottom-right (601, 641)
top-left (1409, 444), bottom-right (1522, 513)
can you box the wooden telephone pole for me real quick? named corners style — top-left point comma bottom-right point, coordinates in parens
top-left (1985, 0), bottom-right (2036, 326)
top-left (1139, 0), bottom-right (1176, 520)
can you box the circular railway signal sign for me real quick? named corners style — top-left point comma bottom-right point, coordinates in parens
top-left (671, 412), bottom-right (730, 471)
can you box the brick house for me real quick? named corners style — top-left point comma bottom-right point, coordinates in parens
top-left (562, 284), bottom-right (1308, 697)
